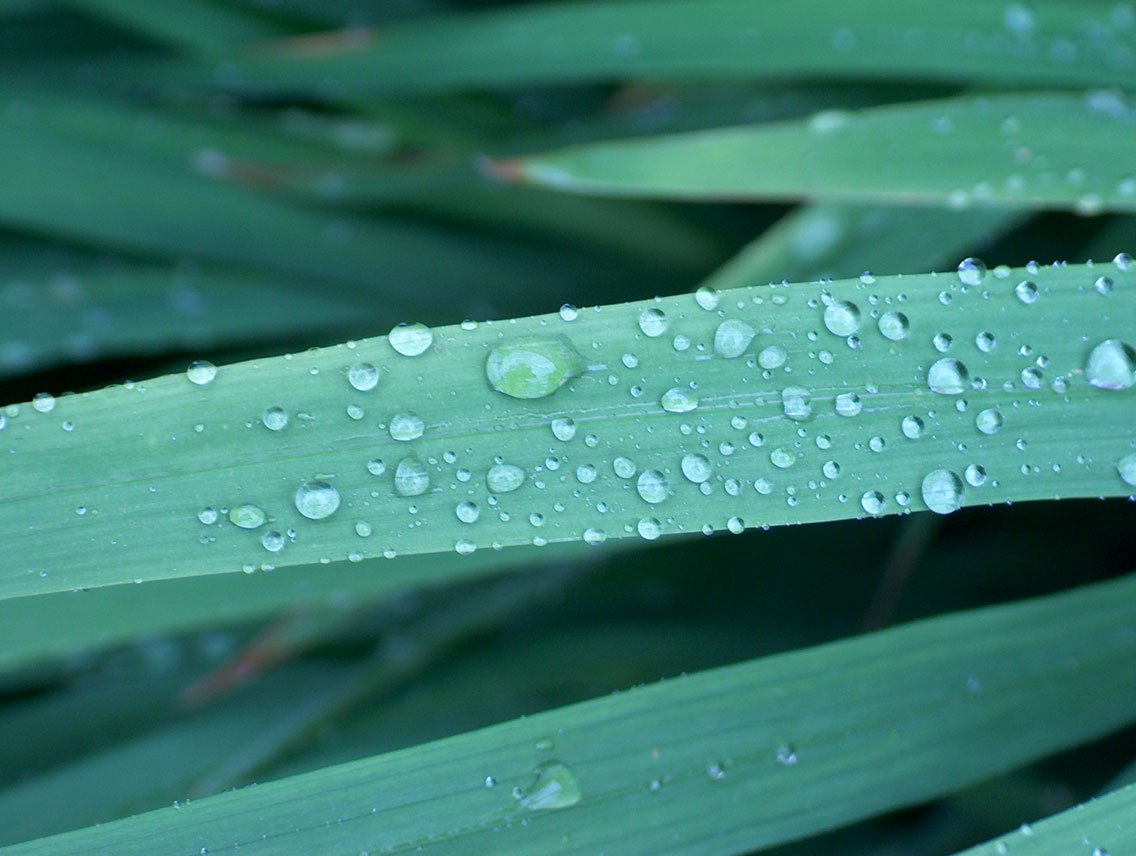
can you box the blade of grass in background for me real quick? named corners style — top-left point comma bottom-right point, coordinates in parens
top-left (6, 572), bottom-right (1136, 855)
top-left (210, 0), bottom-right (1136, 96)
top-left (2, 261), bottom-right (1133, 599)
top-left (505, 92), bottom-right (1136, 212)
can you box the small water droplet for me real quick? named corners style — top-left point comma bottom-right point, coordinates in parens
top-left (781, 386), bottom-right (813, 421)
top-left (878, 311), bottom-right (910, 341)
top-left (559, 303), bottom-right (578, 321)
top-left (198, 507), bottom-right (218, 525)
top-left (965, 463), bottom-right (987, 486)
top-left (957, 257), bottom-right (987, 286)
top-left (367, 458), bottom-right (386, 476)
top-left (835, 392), bottom-right (862, 417)
top-left (680, 453), bottom-right (712, 483)
top-left (32, 392), bottom-right (55, 413)
top-left (861, 490), bottom-right (885, 516)
top-left (1094, 275), bottom-right (1115, 296)
top-left (921, 469), bottom-right (964, 514)
top-left (294, 480), bottom-right (340, 519)
top-left (486, 337), bottom-right (585, 399)
top-left (1085, 339), bottom-right (1136, 390)
top-left (713, 319), bottom-right (755, 358)
top-left (486, 462), bottom-right (525, 493)
top-left (661, 387), bottom-right (698, 413)
top-left (823, 300), bottom-right (861, 337)
top-left (613, 456), bottom-right (637, 479)
top-left (389, 411), bottom-right (425, 441)
top-left (261, 530), bottom-right (284, 552)
top-left (347, 362), bottom-right (380, 391)
top-left (901, 416), bottom-right (925, 439)
top-left (927, 358), bottom-right (969, 394)
top-left (770, 447), bottom-right (796, 469)
top-left (975, 408), bottom-right (1004, 435)
top-left (638, 307), bottom-right (668, 337)
top-left (229, 504), bottom-right (267, 529)
top-left (186, 360), bottom-right (217, 385)
top-left (758, 345), bottom-right (787, 369)
top-left (636, 469), bottom-right (669, 504)
top-left (975, 331), bottom-right (996, 353)
top-left (394, 458), bottom-right (431, 497)
top-left (932, 332), bottom-right (953, 353)
top-left (1117, 453), bottom-right (1136, 487)
top-left (262, 406), bottom-right (289, 431)
top-left (775, 745), bottom-right (798, 766)
top-left (517, 762), bottom-right (582, 811)
top-left (455, 500), bottom-right (480, 523)
top-left (637, 517), bottom-right (662, 540)
top-left (389, 322), bottom-right (433, 356)
top-left (695, 285), bottom-right (720, 310)
top-left (551, 417), bottom-right (577, 442)
top-left (355, 520), bottom-right (373, 537)
top-left (1014, 280), bottom-right (1039, 304)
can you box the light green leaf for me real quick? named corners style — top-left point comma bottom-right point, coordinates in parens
top-left (507, 93), bottom-right (1136, 212)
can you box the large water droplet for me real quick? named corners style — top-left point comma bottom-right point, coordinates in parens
top-left (455, 501), bottom-right (480, 523)
top-left (1014, 280), bottom-right (1039, 304)
top-left (781, 386), bottom-right (813, 421)
top-left (394, 458), bottom-right (431, 497)
top-left (1118, 453), bottom-right (1136, 487)
top-left (1085, 339), bottom-right (1136, 390)
top-left (636, 469), bottom-right (669, 504)
top-left (389, 322), bottom-right (433, 356)
top-left (661, 387), bottom-right (698, 413)
top-left (261, 530), bottom-right (284, 552)
top-left (389, 411), bottom-right (425, 441)
top-left (637, 517), bottom-right (662, 540)
top-left (518, 762), bottom-right (582, 811)
top-left (713, 319), bottom-right (755, 358)
top-left (927, 358), bottom-right (969, 394)
top-left (32, 392), bottom-right (55, 413)
top-left (486, 462), bottom-right (525, 493)
top-left (347, 362), bottom-right (380, 391)
top-left (921, 468), bottom-right (964, 514)
top-left (680, 453), bottom-right (712, 483)
top-left (229, 504), bottom-right (267, 529)
top-left (877, 311), bottom-right (910, 341)
top-left (860, 490), bottom-right (885, 516)
top-left (975, 408), bottom-right (1003, 435)
top-left (186, 360), bottom-right (217, 385)
top-left (486, 337), bottom-right (585, 400)
top-left (758, 345), bottom-right (787, 369)
top-left (551, 417), bottom-right (577, 442)
top-left (262, 406), bottom-right (289, 431)
top-left (638, 307), bottom-right (668, 337)
top-left (294, 480), bottom-right (340, 519)
top-left (957, 257), bottom-right (987, 286)
top-left (823, 300), bottom-right (860, 337)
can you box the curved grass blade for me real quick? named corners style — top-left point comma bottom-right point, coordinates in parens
top-left (215, 0), bottom-right (1136, 96)
top-left (504, 93), bottom-right (1136, 213)
top-left (2, 260), bottom-right (1134, 599)
top-left (58, 0), bottom-right (280, 53)
top-left (6, 572), bottom-right (1136, 854)
top-left (952, 783), bottom-right (1136, 856)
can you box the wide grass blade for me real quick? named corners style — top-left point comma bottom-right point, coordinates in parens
top-left (505, 93), bottom-right (1136, 213)
top-left (2, 261), bottom-right (1133, 599)
top-left (212, 0), bottom-right (1136, 96)
top-left (6, 572), bottom-right (1136, 854)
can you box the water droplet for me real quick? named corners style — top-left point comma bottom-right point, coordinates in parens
top-left (394, 458), bottom-right (431, 497)
top-left (1085, 339), bottom-right (1136, 390)
top-left (486, 337), bottom-right (585, 400)
top-left (1014, 280), bottom-right (1039, 304)
top-left (927, 358), bottom-right (969, 394)
top-left (389, 322), bottom-right (433, 356)
top-left (198, 507), bottom-right (218, 525)
top-left (957, 257), bottom-right (987, 286)
top-left (921, 469), bottom-right (964, 514)
top-left (638, 307), bottom-right (669, 337)
top-left (583, 527), bottom-right (607, 545)
top-left (637, 517), bottom-right (662, 540)
top-left (229, 504), bottom-right (267, 529)
top-left (559, 303), bottom-right (578, 321)
top-left (932, 332), bottom-right (953, 353)
top-left (367, 458), bottom-right (386, 476)
top-left (878, 311), bottom-right (910, 341)
top-left (964, 464), bottom-right (987, 486)
top-left (901, 416), bottom-right (925, 439)
top-left (518, 762), bottom-right (582, 811)
top-left (781, 386), bottom-right (813, 421)
top-left (551, 417), bottom-right (577, 442)
top-left (455, 539), bottom-right (476, 555)
top-left (486, 462), bottom-right (525, 493)
top-left (261, 530), bottom-right (284, 552)
top-left (347, 362), bottom-right (380, 391)
top-left (262, 406), bottom-right (289, 431)
top-left (1094, 275), bottom-right (1115, 296)
top-left (355, 521), bottom-right (373, 537)
top-left (389, 411), bottom-right (425, 441)
top-left (770, 447), bottom-right (796, 469)
top-left (32, 392), bottom-right (55, 413)
top-left (661, 387), bottom-right (698, 413)
top-left (181, 357), bottom-right (225, 391)
top-left (695, 285), bottom-right (720, 310)
top-left (822, 460), bottom-right (840, 479)
top-left (975, 408), bottom-right (1003, 435)
top-left (775, 745), bottom-right (799, 766)
top-left (575, 463), bottom-right (597, 484)
top-left (758, 345), bottom-right (787, 369)
top-left (680, 453), bottom-right (712, 483)
top-left (613, 456), bottom-right (637, 478)
top-left (1115, 252), bottom-right (1133, 272)
top-left (835, 392), bottom-right (862, 417)
top-left (861, 490), bottom-right (885, 516)
top-left (713, 319), bottom-right (755, 358)
top-left (455, 501), bottom-right (480, 523)
top-left (294, 480), bottom-right (340, 519)
top-left (975, 331), bottom-right (996, 353)
top-left (636, 469), bottom-right (669, 504)
top-left (727, 516), bottom-right (745, 534)
top-left (1118, 453), bottom-right (1136, 487)
top-left (823, 300), bottom-right (861, 337)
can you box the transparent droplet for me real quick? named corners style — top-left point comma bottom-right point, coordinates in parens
top-left (927, 358), bottom-right (969, 394)
top-left (551, 417), bottom-right (577, 442)
top-left (636, 469), bottom-right (669, 504)
top-left (901, 415), bottom-right (925, 439)
top-left (822, 460), bottom-right (840, 479)
top-left (262, 406), bottom-right (289, 431)
top-left (660, 387), bottom-right (698, 413)
top-left (455, 501), bottom-right (480, 523)
top-left (583, 527), bottom-right (607, 545)
top-left (186, 360), bottom-right (217, 385)
top-left (823, 300), bottom-right (860, 337)
top-left (964, 463), bottom-right (987, 486)
top-left (775, 745), bottom-right (799, 766)
top-left (517, 762), bottom-right (582, 811)
top-left (454, 539), bottom-right (476, 555)
top-left (975, 331), bottom-right (996, 353)
top-left (613, 456), bottom-right (637, 478)
top-left (680, 453), bottom-right (712, 483)
top-left (1094, 275), bottom-right (1115, 296)
top-left (861, 490), bottom-right (885, 516)
top-left (726, 516), bottom-right (745, 534)
top-left (1085, 339), bottom-right (1136, 390)
top-left (486, 337), bottom-right (585, 400)
top-left (835, 392), bottom-right (862, 417)
top-left (695, 285), bottom-right (720, 310)
top-left (921, 468), bottom-right (964, 514)
top-left (389, 412), bottom-right (425, 441)
top-left (713, 319), bottom-right (755, 358)
top-left (637, 517), bottom-right (662, 540)
top-left (559, 303), bottom-right (578, 321)
top-left (367, 458), bottom-right (386, 476)
top-left (486, 462), bottom-right (525, 493)
top-left (638, 307), bottom-right (668, 337)
top-left (770, 447), bottom-right (796, 469)
top-left (389, 321), bottom-right (433, 356)
top-left (261, 530), bottom-right (285, 552)
top-left (294, 480), bottom-right (340, 519)
top-left (347, 362), bottom-right (380, 391)
top-left (198, 507), bottom-right (218, 525)
top-left (781, 386), bottom-right (813, 421)
top-left (932, 332), bottom-right (953, 353)
top-left (394, 458), bottom-right (431, 497)
top-left (229, 503), bottom-right (267, 529)
top-left (355, 521), bottom-right (373, 537)
top-left (758, 345), bottom-right (787, 370)
top-left (575, 463), bottom-right (597, 484)
top-left (957, 257), bottom-right (987, 286)
top-left (32, 392), bottom-right (55, 413)
top-left (975, 408), bottom-right (1004, 435)
top-left (1014, 280), bottom-right (1039, 304)
top-left (1117, 453), bottom-right (1136, 487)
top-left (877, 311), bottom-right (910, 341)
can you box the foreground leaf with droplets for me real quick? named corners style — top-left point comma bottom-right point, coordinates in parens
top-left (6, 572), bottom-right (1136, 854)
top-left (2, 261), bottom-right (1134, 599)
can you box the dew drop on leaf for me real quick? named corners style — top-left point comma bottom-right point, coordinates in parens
top-left (262, 406), bottom-right (288, 431)
top-left (927, 358), bottom-right (969, 394)
top-left (389, 322), bottom-right (433, 356)
top-left (394, 459), bottom-right (430, 497)
top-left (485, 337), bottom-right (586, 400)
top-left (823, 300), bottom-right (860, 337)
top-left (921, 468), bottom-right (965, 514)
top-left (486, 462), bottom-right (525, 494)
top-left (517, 762), bottom-right (582, 811)
top-left (1085, 339), bottom-right (1136, 390)
top-left (680, 453), bottom-right (712, 483)
top-left (638, 307), bottom-right (668, 337)
top-left (713, 319), bottom-right (755, 358)
top-left (636, 469), bottom-right (669, 504)
top-left (347, 362), bottom-right (380, 391)
top-left (389, 412), bottom-right (425, 441)
top-left (877, 311), bottom-right (909, 341)
top-left (229, 504), bottom-right (267, 529)
top-left (294, 480), bottom-right (340, 519)
top-left (186, 360), bottom-right (217, 385)
top-left (660, 387), bottom-right (698, 413)
top-left (1118, 453), bottom-right (1136, 487)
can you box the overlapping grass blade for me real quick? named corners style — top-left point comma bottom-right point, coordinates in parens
top-left (211, 0), bottom-right (1136, 96)
top-left (505, 93), bottom-right (1136, 212)
top-left (6, 572), bottom-right (1136, 854)
top-left (58, 0), bottom-right (280, 52)
top-left (2, 262), bottom-right (1133, 599)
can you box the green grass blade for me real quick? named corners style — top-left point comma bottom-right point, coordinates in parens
top-left (6, 572), bottom-right (1136, 854)
top-left (58, 0), bottom-right (280, 52)
top-left (952, 783), bottom-right (1136, 856)
top-left (700, 205), bottom-right (1029, 289)
top-left (506, 93), bottom-right (1136, 212)
top-left (2, 261), bottom-right (1134, 599)
top-left (214, 0), bottom-right (1136, 96)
